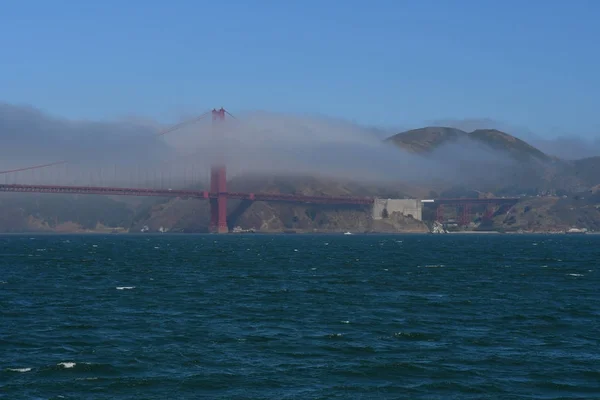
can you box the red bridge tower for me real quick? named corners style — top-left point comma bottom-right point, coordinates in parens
top-left (209, 108), bottom-right (228, 233)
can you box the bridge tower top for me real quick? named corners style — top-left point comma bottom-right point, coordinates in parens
top-left (211, 108), bottom-right (225, 121)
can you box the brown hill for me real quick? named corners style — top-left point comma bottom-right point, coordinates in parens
top-left (385, 125), bottom-right (600, 197)
top-left (495, 191), bottom-right (600, 232)
top-left (384, 127), bottom-right (466, 154)
top-left (469, 129), bottom-right (550, 162)
top-left (0, 193), bottom-right (134, 233)
top-left (386, 126), bottom-right (550, 162)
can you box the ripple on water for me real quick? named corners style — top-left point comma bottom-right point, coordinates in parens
top-left (1, 234), bottom-right (599, 399)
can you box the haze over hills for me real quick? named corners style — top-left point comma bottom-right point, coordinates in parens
top-left (386, 126), bottom-right (550, 162)
top-left (2, 102), bottom-right (600, 233)
top-left (428, 117), bottom-right (600, 160)
top-left (386, 125), bottom-right (600, 196)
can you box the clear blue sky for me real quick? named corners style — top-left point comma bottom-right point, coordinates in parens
top-left (1, 0), bottom-right (598, 136)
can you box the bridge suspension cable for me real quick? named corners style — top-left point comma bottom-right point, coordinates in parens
top-left (223, 109), bottom-right (237, 120)
top-left (0, 160), bottom-right (67, 175)
top-left (155, 110), bottom-right (212, 137)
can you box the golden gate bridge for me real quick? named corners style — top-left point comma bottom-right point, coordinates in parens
top-left (0, 108), bottom-right (518, 232)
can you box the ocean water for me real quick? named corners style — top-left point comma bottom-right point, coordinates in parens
top-left (1, 234), bottom-right (599, 399)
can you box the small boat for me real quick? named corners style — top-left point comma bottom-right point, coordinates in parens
top-left (343, 231), bottom-right (352, 235)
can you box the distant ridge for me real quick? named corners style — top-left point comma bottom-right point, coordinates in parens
top-left (384, 127), bottom-right (465, 154)
top-left (386, 126), bottom-right (550, 162)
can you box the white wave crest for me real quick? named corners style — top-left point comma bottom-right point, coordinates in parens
top-left (8, 367), bottom-right (31, 372)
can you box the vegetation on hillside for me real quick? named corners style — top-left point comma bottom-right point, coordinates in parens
top-left (0, 193), bottom-right (134, 232)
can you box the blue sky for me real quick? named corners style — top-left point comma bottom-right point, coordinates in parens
top-left (1, 0), bottom-right (598, 137)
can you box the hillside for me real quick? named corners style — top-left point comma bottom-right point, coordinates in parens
top-left (386, 126), bottom-right (600, 195)
top-left (2, 122), bottom-right (600, 234)
top-left (469, 129), bottom-right (550, 162)
top-left (2, 171), bottom-right (600, 234)
top-left (386, 127), bottom-right (550, 162)
top-left (0, 193), bottom-right (135, 233)
top-left (0, 175), bottom-right (430, 234)
top-left (494, 192), bottom-right (600, 232)
top-left (384, 127), bottom-right (466, 154)
top-left (128, 175), bottom-right (429, 233)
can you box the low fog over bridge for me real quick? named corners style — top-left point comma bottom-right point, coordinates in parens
top-left (0, 108), bottom-right (517, 232)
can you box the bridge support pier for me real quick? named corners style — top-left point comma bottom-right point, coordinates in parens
top-left (436, 204), bottom-right (445, 223)
top-left (482, 203), bottom-right (496, 223)
top-left (458, 203), bottom-right (471, 227)
top-left (209, 165), bottom-right (228, 234)
top-left (227, 200), bottom-right (254, 231)
top-left (209, 108), bottom-right (229, 234)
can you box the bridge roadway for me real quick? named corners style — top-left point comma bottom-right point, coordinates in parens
top-left (431, 197), bottom-right (519, 206)
top-left (0, 183), bottom-right (519, 206)
top-left (0, 183), bottom-right (374, 205)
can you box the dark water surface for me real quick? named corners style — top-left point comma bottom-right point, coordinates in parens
top-left (1, 234), bottom-right (599, 399)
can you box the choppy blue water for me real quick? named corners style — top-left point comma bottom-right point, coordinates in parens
top-left (1, 234), bottom-right (599, 399)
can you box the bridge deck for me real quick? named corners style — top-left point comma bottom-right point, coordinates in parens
top-left (428, 198), bottom-right (519, 205)
top-left (0, 184), bottom-right (519, 206)
top-left (0, 184), bottom-right (374, 205)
